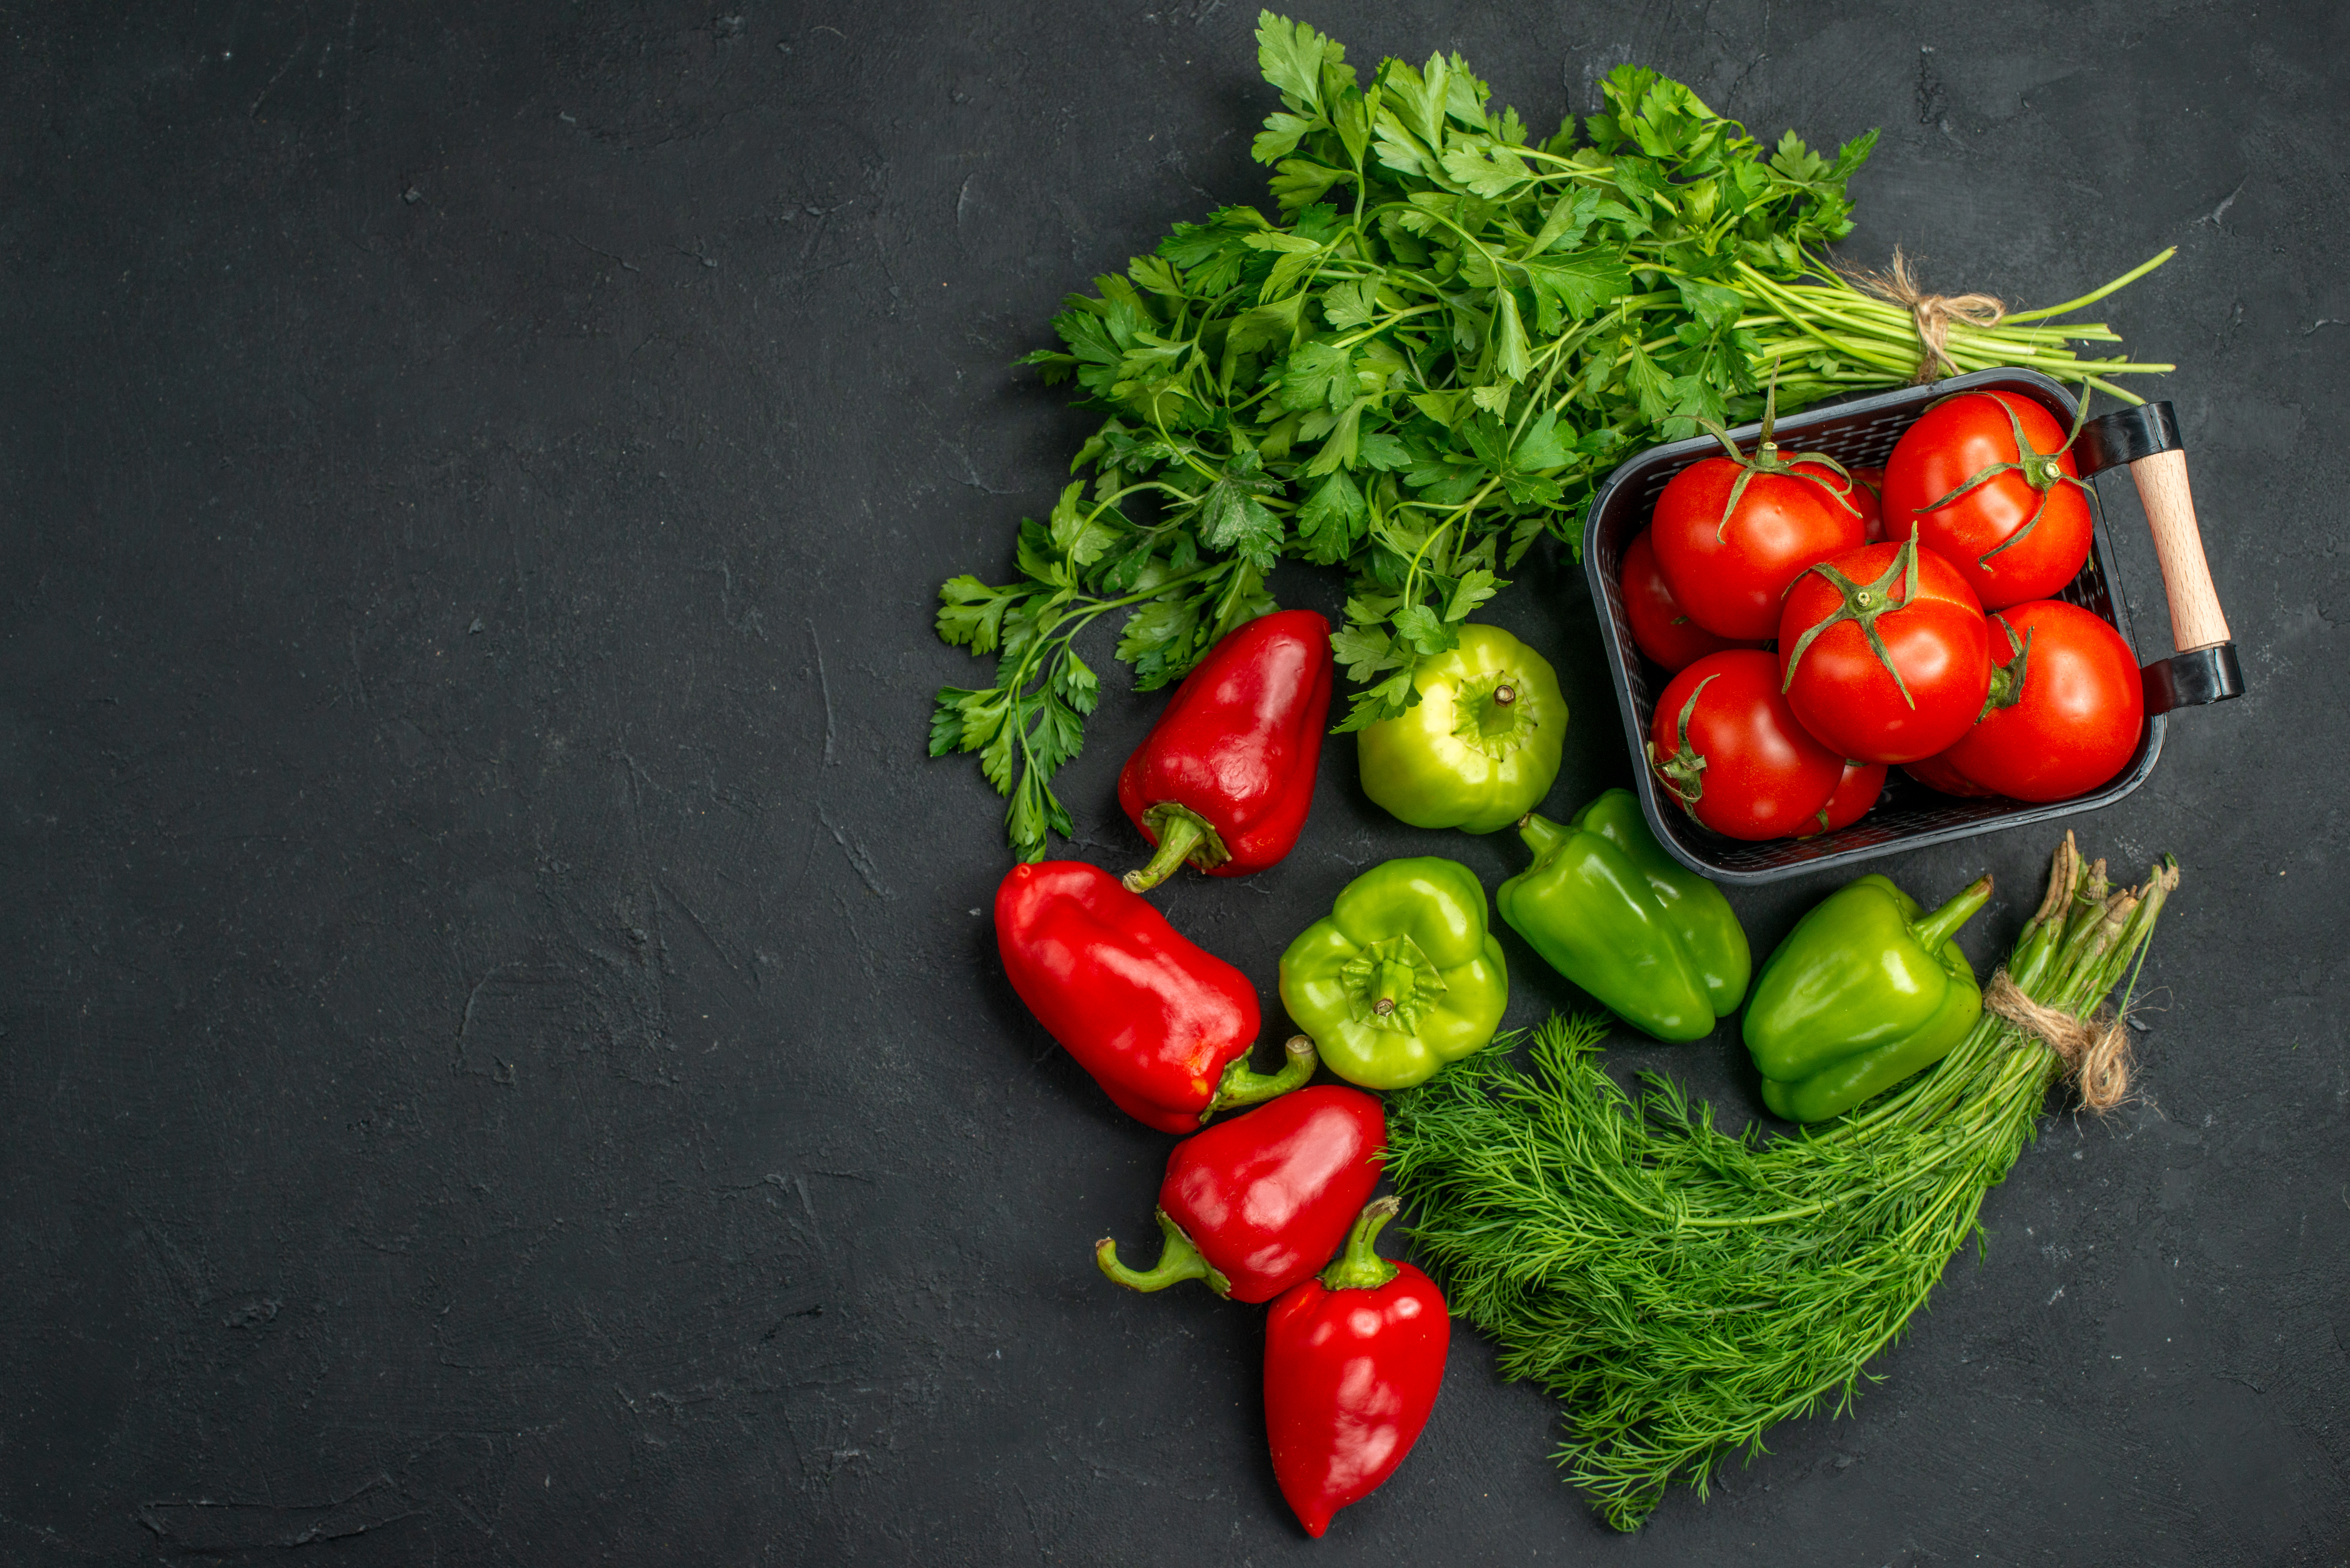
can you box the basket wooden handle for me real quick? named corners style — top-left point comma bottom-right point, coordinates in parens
top-left (2127, 448), bottom-right (2231, 653)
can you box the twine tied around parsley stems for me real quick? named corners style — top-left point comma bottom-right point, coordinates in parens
top-left (1838, 246), bottom-right (2009, 381)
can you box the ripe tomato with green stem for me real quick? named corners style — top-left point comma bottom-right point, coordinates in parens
top-left (1882, 390), bottom-right (2093, 610)
top-left (1648, 650), bottom-right (1844, 840)
top-left (1649, 378), bottom-right (1868, 640)
top-left (1939, 599), bottom-right (2144, 801)
top-left (1777, 537), bottom-right (1991, 765)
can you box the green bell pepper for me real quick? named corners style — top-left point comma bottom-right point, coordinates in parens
top-left (1279, 857), bottom-right (1509, 1090)
top-left (1496, 790), bottom-right (1749, 1041)
top-left (1744, 872), bottom-right (1992, 1123)
top-left (1355, 624), bottom-right (1566, 834)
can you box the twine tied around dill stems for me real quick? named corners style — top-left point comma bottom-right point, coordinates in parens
top-left (1839, 247), bottom-right (2008, 381)
top-left (1979, 843), bottom-right (2180, 1111)
top-left (1982, 970), bottom-right (2135, 1110)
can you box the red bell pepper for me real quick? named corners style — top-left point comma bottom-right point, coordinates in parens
top-left (1119, 608), bottom-right (1333, 893)
top-left (1264, 1197), bottom-right (1449, 1538)
top-left (1095, 1085), bottom-right (1385, 1304)
top-left (994, 861), bottom-right (1314, 1133)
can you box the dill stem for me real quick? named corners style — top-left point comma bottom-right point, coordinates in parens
top-left (1386, 840), bottom-right (2179, 1530)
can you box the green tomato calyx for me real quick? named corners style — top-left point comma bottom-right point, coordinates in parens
top-left (1781, 534), bottom-right (1925, 710)
top-left (1913, 390), bottom-right (2097, 567)
top-left (1648, 671), bottom-right (1718, 811)
top-left (1695, 357), bottom-right (1861, 541)
top-left (1977, 616), bottom-right (2033, 718)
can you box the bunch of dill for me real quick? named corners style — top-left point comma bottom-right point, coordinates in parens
top-left (1385, 834), bottom-right (2179, 1529)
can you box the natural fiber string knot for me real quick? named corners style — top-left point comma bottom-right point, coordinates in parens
top-left (1839, 246), bottom-right (2007, 382)
top-left (1982, 969), bottom-right (2135, 1111)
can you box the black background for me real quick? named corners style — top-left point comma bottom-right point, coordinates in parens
top-left (4, 3), bottom-right (2345, 1563)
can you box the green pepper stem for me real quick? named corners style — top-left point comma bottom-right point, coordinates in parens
top-left (1517, 811), bottom-right (1569, 859)
top-left (1373, 960), bottom-right (1418, 1015)
top-left (1909, 873), bottom-right (1994, 952)
top-left (1122, 804), bottom-right (1222, 894)
top-left (1096, 1209), bottom-right (1231, 1297)
top-left (1469, 680), bottom-right (1521, 738)
top-left (1206, 1034), bottom-right (1317, 1118)
top-left (1319, 1196), bottom-right (1402, 1292)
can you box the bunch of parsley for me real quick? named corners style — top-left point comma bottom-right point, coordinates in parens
top-left (932, 13), bottom-right (2167, 861)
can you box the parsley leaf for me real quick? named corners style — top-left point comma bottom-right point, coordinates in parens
top-left (935, 11), bottom-right (2160, 850)
top-left (1195, 449), bottom-right (1285, 567)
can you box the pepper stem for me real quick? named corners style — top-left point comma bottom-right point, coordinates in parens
top-left (1452, 669), bottom-right (1541, 755)
top-left (1122, 803), bottom-right (1230, 893)
top-left (1205, 1034), bottom-right (1317, 1119)
top-left (1516, 811), bottom-right (1569, 859)
top-left (1318, 1196), bottom-right (1401, 1292)
top-left (1909, 873), bottom-right (1994, 951)
top-left (1373, 960), bottom-right (1418, 1015)
top-left (1095, 1209), bottom-right (1232, 1297)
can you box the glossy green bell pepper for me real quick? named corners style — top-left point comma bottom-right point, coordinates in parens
top-left (1279, 857), bottom-right (1509, 1090)
top-left (1355, 624), bottom-right (1565, 834)
top-left (1744, 872), bottom-right (1992, 1122)
top-left (1496, 790), bottom-right (1749, 1041)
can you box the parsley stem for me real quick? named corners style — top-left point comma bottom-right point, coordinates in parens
top-left (940, 26), bottom-right (2174, 847)
top-left (2001, 246), bottom-right (2177, 322)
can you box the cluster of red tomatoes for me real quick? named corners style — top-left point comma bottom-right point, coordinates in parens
top-left (1622, 389), bottom-right (2146, 841)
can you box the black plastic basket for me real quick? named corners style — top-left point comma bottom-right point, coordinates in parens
top-left (1582, 366), bottom-right (2243, 885)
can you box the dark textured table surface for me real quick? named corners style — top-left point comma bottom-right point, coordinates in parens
top-left (4, 3), bottom-right (2344, 1563)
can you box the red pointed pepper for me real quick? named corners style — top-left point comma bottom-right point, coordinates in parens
top-left (1119, 609), bottom-right (1334, 893)
top-left (1264, 1197), bottom-right (1449, 1538)
top-left (1095, 1085), bottom-right (1385, 1304)
top-left (994, 861), bottom-right (1314, 1133)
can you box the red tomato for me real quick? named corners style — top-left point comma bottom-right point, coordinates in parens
top-left (1849, 465), bottom-right (1886, 543)
top-left (1881, 390), bottom-right (2092, 610)
top-left (1796, 759), bottom-right (1888, 837)
top-left (1901, 751), bottom-right (1998, 798)
top-left (1619, 530), bottom-right (1761, 673)
top-left (1939, 600), bottom-right (2144, 802)
top-left (1778, 539), bottom-right (1991, 764)
top-left (1648, 650), bottom-right (1843, 840)
top-left (1650, 451), bottom-right (1867, 640)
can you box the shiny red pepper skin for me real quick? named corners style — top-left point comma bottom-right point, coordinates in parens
top-left (1264, 1199), bottom-right (1449, 1538)
top-left (995, 861), bottom-right (1307, 1133)
top-left (1096, 1085), bottom-right (1385, 1304)
top-left (1118, 609), bottom-right (1333, 893)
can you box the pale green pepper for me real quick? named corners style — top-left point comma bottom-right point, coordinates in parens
top-left (1278, 857), bottom-right (1509, 1090)
top-left (1355, 624), bottom-right (1566, 833)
